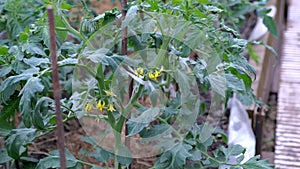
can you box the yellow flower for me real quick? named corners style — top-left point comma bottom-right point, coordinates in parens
top-left (149, 70), bottom-right (160, 81)
top-left (104, 90), bottom-right (116, 97)
top-left (97, 100), bottom-right (106, 112)
top-left (85, 103), bottom-right (93, 112)
top-left (159, 66), bottom-right (164, 72)
top-left (107, 103), bottom-right (116, 112)
top-left (135, 67), bottom-right (144, 77)
top-left (154, 26), bottom-right (158, 32)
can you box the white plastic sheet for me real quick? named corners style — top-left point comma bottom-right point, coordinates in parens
top-left (221, 96), bottom-right (256, 168)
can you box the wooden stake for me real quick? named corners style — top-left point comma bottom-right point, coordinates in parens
top-left (47, 6), bottom-right (67, 169)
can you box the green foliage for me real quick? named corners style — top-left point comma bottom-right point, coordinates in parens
top-left (155, 143), bottom-right (192, 169)
top-left (241, 155), bottom-right (274, 169)
top-left (127, 107), bottom-right (160, 136)
top-left (36, 149), bottom-right (80, 169)
top-left (5, 128), bottom-right (36, 159)
top-left (0, 0), bottom-right (276, 168)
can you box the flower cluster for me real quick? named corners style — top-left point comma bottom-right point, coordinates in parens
top-left (84, 90), bottom-right (116, 113)
top-left (134, 66), bottom-right (163, 81)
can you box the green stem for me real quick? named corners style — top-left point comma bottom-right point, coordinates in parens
top-left (37, 62), bottom-right (78, 78)
top-left (198, 149), bottom-right (242, 167)
top-left (95, 64), bottom-right (105, 98)
top-left (76, 63), bottom-right (96, 77)
top-left (55, 27), bottom-right (68, 31)
top-left (113, 129), bottom-right (121, 169)
top-left (55, 6), bottom-right (93, 49)
top-left (77, 159), bottom-right (100, 168)
top-left (59, 11), bottom-right (86, 41)
top-left (36, 115), bottom-right (74, 138)
top-left (157, 116), bottom-right (183, 141)
top-left (83, 113), bottom-right (108, 119)
top-left (126, 84), bottom-right (144, 110)
top-left (154, 36), bottom-right (171, 67)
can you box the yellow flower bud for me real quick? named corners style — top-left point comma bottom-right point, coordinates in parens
top-left (97, 100), bottom-right (106, 112)
top-left (107, 103), bottom-right (116, 112)
top-left (85, 103), bottom-right (93, 112)
top-left (104, 90), bottom-right (116, 97)
top-left (135, 67), bottom-right (144, 78)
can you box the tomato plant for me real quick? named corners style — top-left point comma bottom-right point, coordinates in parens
top-left (0, 0), bottom-right (275, 168)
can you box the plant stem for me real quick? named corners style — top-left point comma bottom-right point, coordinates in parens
top-left (157, 116), bottom-right (183, 141)
top-left (113, 129), bottom-right (122, 169)
top-left (95, 64), bottom-right (105, 98)
top-left (55, 6), bottom-right (94, 50)
top-left (77, 159), bottom-right (100, 168)
top-left (154, 36), bottom-right (171, 67)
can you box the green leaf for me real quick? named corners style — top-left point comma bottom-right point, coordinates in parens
top-left (35, 149), bottom-right (78, 169)
top-left (126, 107), bottom-right (160, 136)
top-left (22, 43), bottom-right (46, 56)
top-left (144, 0), bottom-right (159, 10)
top-left (220, 145), bottom-right (245, 160)
top-left (0, 83), bottom-right (18, 105)
top-left (140, 124), bottom-right (172, 139)
top-left (40, 26), bottom-right (50, 48)
top-left (0, 97), bottom-right (19, 120)
top-left (5, 128), bottom-right (36, 159)
top-left (19, 77), bottom-right (44, 127)
top-left (0, 118), bottom-right (13, 136)
top-left (241, 155), bottom-right (274, 169)
top-left (91, 147), bottom-right (111, 163)
top-left (265, 44), bottom-right (278, 60)
top-left (263, 16), bottom-right (278, 37)
top-left (32, 110), bottom-right (45, 130)
top-left (149, 89), bottom-right (160, 107)
top-left (116, 144), bottom-right (132, 166)
top-left (208, 73), bottom-right (226, 97)
top-left (247, 44), bottom-right (259, 65)
top-left (0, 73), bottom-right (32, 95)
top-left (174, 69), bottom-right (191, 98)
top-left (204, 5), bottom-right (223, 13)
top-left (172, 0), bottom-right (182, 5)
top-left (19, 32), bottom-right (29, 43)
top-left (9, 46), bottom-right (24, 60)
top-left (0, 46), bottom-right (9, 55)
top-left (81, 136), bottom-right (112, 163)
top-left (0, 148), bottom-right (13, 164)
top-left (225, 73), bottom-right (245, 92)
top-left (189, 149), bottom-right (202, 161)
top-left (32, 97), bottom-right (53, 130)
top-left (0, 65), bottom-right (12, 78)
top-left (0, 73), bottom-right (32, 103)
top-left (61, 3), bottom-right (73, 10)
top-left (87, 49), bottom-right (121, 72)
top-left (91, 167), bottom-right (103, 169)
top-left (197, 0), bottom-right (209, 4)
top-left (23, 57), bottom-right (50, 67)
top-left (55, 16), bottom-right (68, 41)
top-left (58, 58), bottom-right (78, 66)
top-left (252, 41), bottom-right (278, 60)
top-left (155, 143), bottom-right (192, 169)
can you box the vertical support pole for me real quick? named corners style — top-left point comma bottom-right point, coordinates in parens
top-left (121, 0), bottom-right (130, 144)
top-left (121, 0), bottom-right (128, 55)
top-left (121, 0), bottom-right (132, 168)
top-left (47, 6), bottom-right (67, 169)
top-left (255, 107), bottom-right (264, 156)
